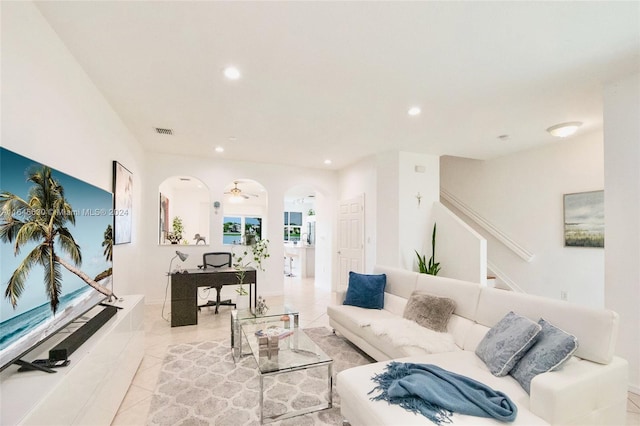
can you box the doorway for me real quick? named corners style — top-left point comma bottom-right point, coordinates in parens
top-left (284, 185), bottom-right (318, 284)
top-left (337, 194), bottom-right (365, 291)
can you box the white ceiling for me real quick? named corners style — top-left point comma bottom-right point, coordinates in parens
top-left (35, 1), bottom-right (640, 170)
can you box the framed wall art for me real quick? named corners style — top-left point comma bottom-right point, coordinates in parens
top-left (112, 161), bottom-right (133, 244)
top-left (563, 190), bottom-right (604, 248)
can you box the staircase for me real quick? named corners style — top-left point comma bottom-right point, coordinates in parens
top-left (441, 188), bottom-right (531, 293)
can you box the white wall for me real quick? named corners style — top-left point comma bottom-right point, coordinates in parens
top-left (441, 131), bottom-right (605, 307)
top-left (398, 152), bottom-right (440, 270)
top-left (338, 152), bottom-right (440, 273)
top-left (1, 2), bottom-right (146, 297)
top-left (432, 202), bottom-right (487, 283)
top-left (144, 152), bottom-right (338, 304)
top-left (375, 152), bottom-right (402, 268)
top-left (603, 73), bottom-right (640, 394)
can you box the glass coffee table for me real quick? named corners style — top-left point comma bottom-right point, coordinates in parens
top-left (230, 306), bottom-right (333, 423)
top-left (231, 305), bottom-right (300, 361)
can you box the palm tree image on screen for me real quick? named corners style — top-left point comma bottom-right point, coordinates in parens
top-left (0, 166), bottom-right (115, 313)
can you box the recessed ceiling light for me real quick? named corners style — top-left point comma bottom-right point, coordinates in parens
top-left (408, 107), bottom-right (421, 116)
top-left (324, 159), bottom-right (332, 165)
top-left (546, 122), bottom-right (582, 138)
top-left (223, 66), bottom-right (241, 80)
top-left (214, 146), bottom-right (224, 153)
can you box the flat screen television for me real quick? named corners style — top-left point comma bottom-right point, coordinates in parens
top-left (0, 147), bottom-right (113, 372)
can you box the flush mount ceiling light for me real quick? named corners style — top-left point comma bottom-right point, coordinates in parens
top-left (546, 122), bottom-right (582, 138)
top-left (324, 159), bottom-right (332, 165)
top-left (214, 146), bottom-right (224, 153)
top-left (408, 106), bottom-right (421, 116)
top-left (223, 66), bottom-right (241, 80)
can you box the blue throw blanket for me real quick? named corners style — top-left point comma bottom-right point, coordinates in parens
top-left (369, 362), bottom-right (517, 425)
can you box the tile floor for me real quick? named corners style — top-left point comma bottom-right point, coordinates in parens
top-left (112, 276), bottom-right (640, 425)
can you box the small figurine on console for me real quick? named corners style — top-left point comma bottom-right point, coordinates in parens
top-left (256, 295), bottom-right (269, 315)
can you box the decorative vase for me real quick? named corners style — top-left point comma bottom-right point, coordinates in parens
top-left (236, 294), bottom-right (250, 311)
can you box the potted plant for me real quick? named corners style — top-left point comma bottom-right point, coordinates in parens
top-left (167, 216), bottom-right (184, 244)
top-left (415, 223), bottom-right (441, 276)
top-left (232, 238), bottom-right (270, 309)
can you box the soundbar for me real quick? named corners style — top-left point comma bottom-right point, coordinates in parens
top-left (18, 305), bottom-right (118, 372)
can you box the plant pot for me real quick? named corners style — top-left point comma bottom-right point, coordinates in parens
top-left (236, 294), bottom-right (250, 311)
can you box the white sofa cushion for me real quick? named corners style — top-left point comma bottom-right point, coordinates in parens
top-left (446, 315), bottom-right (476, 349)
top-left (373, 265), bottom-right (417, 299)
top-left (383, 292), bottom-right (408, 317)
top-left (328, 304), bottom-right (397, 329)
top-left (475, 288), bottom-right (618, 364)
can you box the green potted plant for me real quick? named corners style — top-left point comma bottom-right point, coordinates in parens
top-left (415, 223), bottom-right (441, 276)
top-left (232, 238), bottom-right (270, 309)
top-left (167, 216), bottom-right (184, 244)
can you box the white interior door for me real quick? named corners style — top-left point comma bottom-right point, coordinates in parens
top-left (337, 195), bottom-right (364, 291)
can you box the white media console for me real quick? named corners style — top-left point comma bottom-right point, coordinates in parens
top-left (0, 295), bottom-right (144, 425)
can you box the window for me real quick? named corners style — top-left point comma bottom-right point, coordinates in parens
top-left (284, 211), bottom-right (302, 241)
top-left (223, 216), bottom-right (262, 245)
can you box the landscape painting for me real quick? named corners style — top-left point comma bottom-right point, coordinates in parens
top-left (563, 190), bottom-right (604, 248)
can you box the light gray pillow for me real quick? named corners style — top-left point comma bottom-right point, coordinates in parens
top-left (475, 311), bottom-right (542, 377)
top-left (403, 292), bottom-right (456, 332)
top-left (510, 318), bottom-right (578, 393)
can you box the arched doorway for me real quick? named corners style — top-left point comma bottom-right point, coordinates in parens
top-left (284, 185), bottom-right (317, 280)
top-left (158, 176), bottom-right (209, 245)
top-left (222, 179), bottom-right (268, 246)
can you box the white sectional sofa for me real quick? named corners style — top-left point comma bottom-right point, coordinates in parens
top-left (327, 265), bottom-right (628, 426)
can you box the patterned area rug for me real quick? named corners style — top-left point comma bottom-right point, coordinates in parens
top-left (146, 327), bottom-right (373, 426)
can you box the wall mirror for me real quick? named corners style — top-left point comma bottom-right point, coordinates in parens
top-left (159, 176), bottom-right (210, 245)
top-left (222, 179), bottom-right (267, 245)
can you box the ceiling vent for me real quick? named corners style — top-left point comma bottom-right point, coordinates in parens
top-left (155, 127), bottom-right (174, 135)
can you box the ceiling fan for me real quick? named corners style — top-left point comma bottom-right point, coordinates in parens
top-left (225, 181), bottom-right (259, 200)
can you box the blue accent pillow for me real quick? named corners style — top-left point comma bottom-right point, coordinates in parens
top-left (475, 311), bottom-right (542, 376)
top-left (343, 272), bottom-right (386, 309)
top-left (510, 318), bottom-right (578, 393)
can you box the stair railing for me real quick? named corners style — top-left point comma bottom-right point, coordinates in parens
top-left (441, 188), bottom-right (534, 263)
